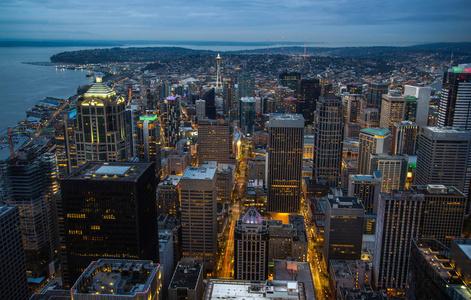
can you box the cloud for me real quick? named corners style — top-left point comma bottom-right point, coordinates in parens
top-left (0, 0), bottom-right (469, 43)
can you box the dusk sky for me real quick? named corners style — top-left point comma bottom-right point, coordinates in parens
top-left (0, 0), bottom-right (470, 45)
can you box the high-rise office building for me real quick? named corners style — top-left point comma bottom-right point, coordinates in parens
top-left (404, 96), bottom-right (418, 123)
top-left (298, 78), bottom-right (321, 125)
top-left (342, 93), bottom-right (361, 124)
top-left (195, 99), bottom-right (206, 120)
top-left (274, 87), bottom-right (295, 112)
top-left (222, 79), bottom-right (235, 115)
top-left (234, 206), bottom-right (269, 281)
top-left (403, 85), bottom-right (432, 128)
top-left (0, 206), bottom-right (28, 300)
top-left (202, 88), bottom-right (216, 119)
top-left (324, 197), bottom-right (364, 264)
top-left (157, 175), bottom-right (181, 217)
top-left (239, 97), bottom-right (256, 138)
top-left (379, 94), bottom-right (406, 133)
top-left (391, 121), bottom-right (419, 155)
top-left (370, 154), bottom-right (408, 193)
top-left (348, 174), bottom-right (382, 214)
top-left (313, 95), bottom-right (344, 187)
top-left (180, 166), bottom-right (217, 271)
top-left (359, 106), bottom-right (380, 129)
top-left (55, 109), bottom-right (78, 178)
top-left (237, 72), bottom-right (255, 99)
top-left (137, 114), bottom-right (161, 175)
top-left (357, 128), bottom-right (390, 175)
top-left (126, 103), bottom-right (142, 158)
top-left (410, 185), bottom-right (466, 247)
top-left (197, 119), bottom-right (233, 165)
top-left (1, 140), bottom-right (58, 278)
top-left (373, 190), bottom-right (424, 292)
top-left (365, 82), bottom-right (389, 109)
top-left (60, 162), bottom-right (159, 287)
top-left (75, 79), bottom-right (129, 165)
top-left (267, 114), bottom-right (304, 212)
top-left (279, 72), bottom-right (301, 94)
top-left (416, 127), bottom-right (471, 200)
top-left (168, 258), bottom-right (204, 300)
top-left (162, 96), bottom-right (181, 148)
top-left (438, 64), bottom-right (471, 129)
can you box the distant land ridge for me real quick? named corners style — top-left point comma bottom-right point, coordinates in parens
top-left (47, 42), bottom-right (471, 64)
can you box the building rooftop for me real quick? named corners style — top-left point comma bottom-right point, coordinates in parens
top-left (84, 80), bottom-right (116, 98)
top-left (181, 166), bottom-right (216, 180)
top-left (66, 162), bottom-right (153, 181)
top-left (409, 185), bottom-right (465, 197)
top-left (423, 126), bottom-right (471, 136)
top-left (204, 279), bottom-right (303, 299)
top-left (274, 260), bottom-right (315, 300)
top-left (413, 239), bottom-right (471, 299)
top-left (169, 258), bottom-right (202, 291)
top-left (360, 127), bottom-right (390, 137)
top-left (158, 175), bottom-right (181, 187)
top-left (71, 259), bottom-right (159, 297)
top-left (349, 174), bottom-right (381, 183)
top-left (329, 197), bottom-right (364, 210)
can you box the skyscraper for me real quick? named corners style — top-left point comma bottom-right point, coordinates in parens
top-left (197, 119), bottom-right (233, 165)
top-left (391, 121), bottom-right (419, 155)
top-left (438, 64), bottom-right (471, 129)
top-left (156, 175), bottom-right (181, 217)
top-left (267, 114), bottom-right (304, 212)
top-left (137, 114), bottom-right (161, 175)
top-left (357, 128), bottom-right (390, 175)
top-left (348, 174), bottom-right (382, 214)
top-left (239, 97), bottom-right (256, 137)
top-left (403, 85), bottom-right (431, 128)
top-left (313, 95), bottom-right (344, 187)
top-left (237, 72), bottom-right (255, 99)
top-left (1, 140), bottom-right (58, 278)
top-left (379, 94), bottom-right (406, 133)
top-left (180, 166), bottom-right (217, 271)
top-left (162, 96), bottom-right (181, 148)
top-left (55, 109), bottom-right (78, 178)
top-left (415, 127), bottom-right (471, 200)
top-left (202, 88), bottom-right (216, 120)
top-left (279, 72), bottom-right (301, 94)
top-left (0, 206), bottom-right (28, 300)
top-left (410, 184), bottom-right (466, 247)
top-left (370, 154), bottom-right (408, 193)
top-left (373, 190), bottom-right (424, 292)
top-left (324, 197), bottom-right (364, 264)
top-left (75, 78), bottom-right (129, 165)
top-left (365, 82), bottom-right (389, 109)
top-left (298, 78), bottom-right (321, 125)
top-left (234, 206), bottom-right (269, 281)
top-left (60, 162), bottom-right (159, 287)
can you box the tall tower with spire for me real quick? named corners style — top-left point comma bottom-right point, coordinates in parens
top-left (216, 53), bottom-right (222, 88)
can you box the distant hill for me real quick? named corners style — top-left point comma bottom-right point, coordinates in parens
top-left (47, 42), bottom-right (471, 64)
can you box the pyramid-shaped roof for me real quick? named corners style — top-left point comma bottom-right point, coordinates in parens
top-left (84, 81), bottom-right (116, 98)
top-left (241, 206), bottom-right (263, 224)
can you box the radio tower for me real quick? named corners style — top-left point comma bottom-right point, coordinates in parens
top-left (216, 53), bottom-right (222, 88)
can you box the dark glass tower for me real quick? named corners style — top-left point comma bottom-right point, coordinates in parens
top-left (313, 95), bottom-right (344, 187)
top-left (60, 162), bottom-right (159, 287)
top-left (438, 64), bottom-right (471, 129)
top-left (279, 72), bottom-right (301, 94)
top-left (298, 78), bottom-right (321, 125)
top-left (202, 88), bottom-right (216, 119)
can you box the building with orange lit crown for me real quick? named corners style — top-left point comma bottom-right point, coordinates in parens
top-left (60, 162), bottom-right (159, 288)
top-left (267, 114), bottom-right (304, 212)
top-left (75, 78), bottom-right (129, 165)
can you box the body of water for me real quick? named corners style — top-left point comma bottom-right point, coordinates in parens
top-left (0, 47), bottom-right (94, 132)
